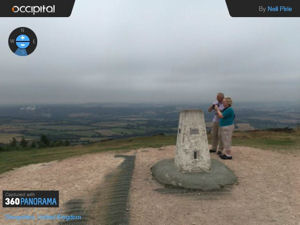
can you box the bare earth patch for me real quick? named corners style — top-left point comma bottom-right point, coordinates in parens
top-left (0, 151), bottom-right (128, 225)
top-left (1, 146), bottom-right (299, 225)
top-left (129, 146), bottom-right (300, 225)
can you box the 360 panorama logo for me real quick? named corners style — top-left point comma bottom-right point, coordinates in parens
top-left (11, 5), bottom-right (56, 15)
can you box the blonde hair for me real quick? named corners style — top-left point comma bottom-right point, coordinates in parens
top-left (224, 97), bottom-right (233, 106)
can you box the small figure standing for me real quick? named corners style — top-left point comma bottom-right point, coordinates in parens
top-left (215, 97), bottom-right (235, 160)
top-left (208, 92), bottom-right (224, 154)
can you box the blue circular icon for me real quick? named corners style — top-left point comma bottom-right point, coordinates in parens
top-left (16, 34), bottom-right (30, 42)
top-left (16, 35), bottom-right (30, 49)
top-left (9, 27), bottom-right (37, 56)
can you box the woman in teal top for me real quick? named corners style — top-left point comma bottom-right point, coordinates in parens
top-left (215, 97), bottom-right (235, 160)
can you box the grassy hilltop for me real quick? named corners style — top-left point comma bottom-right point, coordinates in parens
top-left (0, 128), bottom-right (299, 175)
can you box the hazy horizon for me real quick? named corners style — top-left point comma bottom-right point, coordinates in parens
top-left (0, 0), bottom-right (299, 104)
top-left (0, 100), bottom-right (299, 107)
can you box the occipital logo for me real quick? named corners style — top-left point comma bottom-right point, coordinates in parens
top-left (11, 5), bottom-right (56, 15)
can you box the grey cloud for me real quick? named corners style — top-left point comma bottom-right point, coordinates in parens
top-left (0, 0), bottom-right (299, 104)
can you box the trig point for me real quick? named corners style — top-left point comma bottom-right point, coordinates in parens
top-left (151, 109), bottom-right (237, 191)
top-left (175, 110), bottom-right (211, 172)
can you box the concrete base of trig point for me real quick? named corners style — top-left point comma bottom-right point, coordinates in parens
top-left (151, 110), bottom-right (237, 191)
top-left (151, 159), bottom-right (237, 191)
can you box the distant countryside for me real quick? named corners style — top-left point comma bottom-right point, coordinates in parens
top-left (0, 102), bottom-right (299, 146)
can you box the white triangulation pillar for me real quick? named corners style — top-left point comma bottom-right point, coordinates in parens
top-left (175, 110), bottom-right (211, 172)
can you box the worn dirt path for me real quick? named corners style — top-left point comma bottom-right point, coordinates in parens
top-left (0, 151), bottom-right (128, 225)
top-left (129, 146), bottom-right (300, 225)
top-left (0, 146), bottom-right (299, 225)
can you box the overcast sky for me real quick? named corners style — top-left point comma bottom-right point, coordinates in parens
top-left (0, 0), bottom-right (299, 104)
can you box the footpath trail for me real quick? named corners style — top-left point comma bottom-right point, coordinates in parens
top-left (0, 146), bottom-right (299, 225)
top-left (130, 146), bottom-right (300, 225)
top-left (0, 150), bottom-right (132, 225)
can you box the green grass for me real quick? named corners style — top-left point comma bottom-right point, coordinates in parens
top-left (0, 135), bottom-right (176, 175)
top-left (0, 129), bottom-right (299, 175)
top-left (229, 129), bottom-right (300, 152)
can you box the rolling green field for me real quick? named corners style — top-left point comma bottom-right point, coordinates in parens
top-left (0, 129), bottom-right (299, 175)
top-left (0, 103), bottom-right (298, 145)
top-left (231, 129), bottom-right (300, 152)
